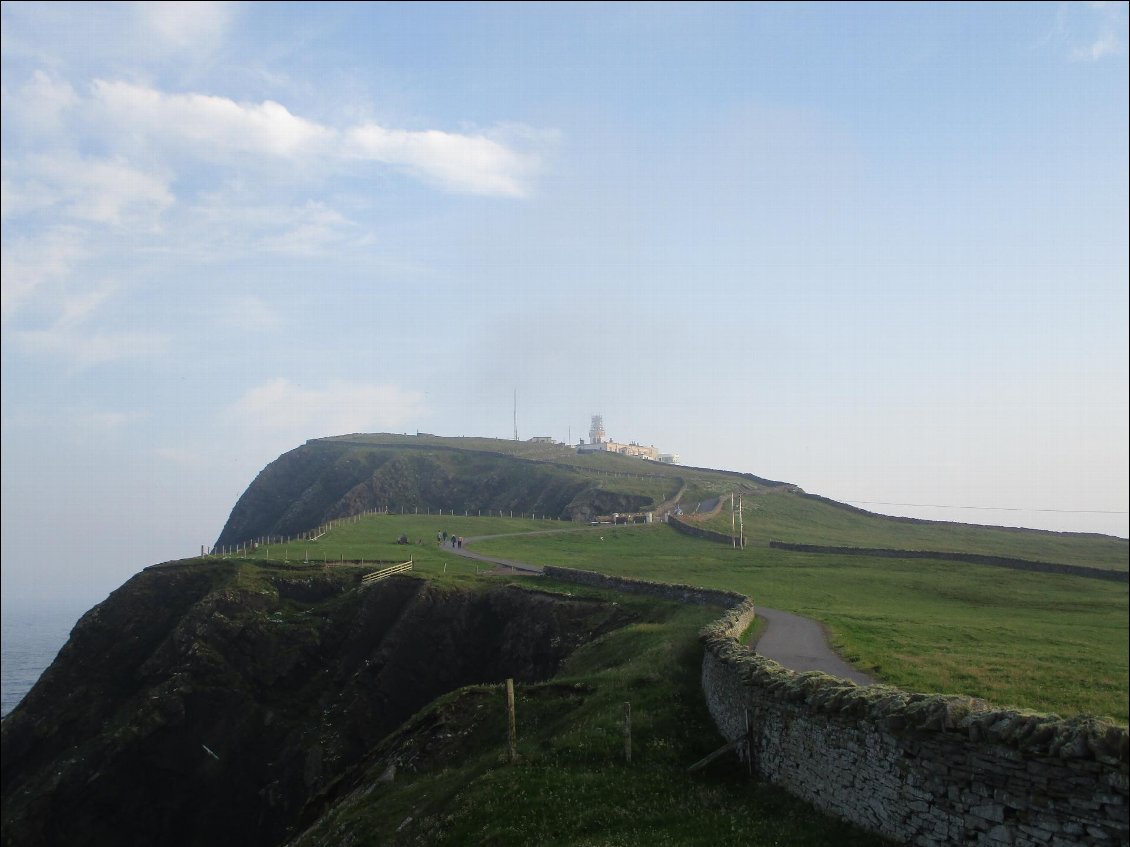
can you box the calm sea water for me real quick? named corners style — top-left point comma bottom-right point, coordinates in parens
top-left (1, 605), bottom-right (85, 718)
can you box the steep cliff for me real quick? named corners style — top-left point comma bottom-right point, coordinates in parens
top-left (0, 562), bottom-right (633, 847)
top-left (215, 437), bottom-right (669, 548)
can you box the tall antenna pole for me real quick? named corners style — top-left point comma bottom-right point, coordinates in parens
top-left (513, 389), bottom-right (518, 441)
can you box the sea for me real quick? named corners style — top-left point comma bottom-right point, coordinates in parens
top-left (1, 604), bottom-right (85, 719)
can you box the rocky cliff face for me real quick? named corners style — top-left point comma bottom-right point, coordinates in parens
top-left (214, 440), bottom-right (656, 548)
top-left (0, 562), bottom-right (633, 847)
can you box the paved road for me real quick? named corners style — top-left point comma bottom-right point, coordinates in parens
top-left (753, 607), bottom-right (874, 686)
top-left (452, 533), bottom-right (874, 686)
top-left (440, 529), bottom-right (581, 574)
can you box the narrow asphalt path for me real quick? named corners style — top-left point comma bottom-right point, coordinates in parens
top-left (753, 607), bottom-right (874, 686)
top-left (444, 537), bottom-right (544, 575)
top-left (450, 532), bottom-right (875, 686)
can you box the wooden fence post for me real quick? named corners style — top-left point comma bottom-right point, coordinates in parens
top-left (506, 678), bottom-right (517, 764)
top-left (623, 702), bottom-right (632, 764)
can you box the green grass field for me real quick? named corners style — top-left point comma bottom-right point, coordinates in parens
top-left (471, 522), bottom-right (1128, 722)
top-left (224, 514), bottom-right (1129, 722)
top-left (243, 514), bottom-right (572, 572)
top-left (694, 490), bottom-right (1129, 570)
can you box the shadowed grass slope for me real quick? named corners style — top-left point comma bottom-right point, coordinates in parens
top-left (289, 588), bottom-right (886, 847)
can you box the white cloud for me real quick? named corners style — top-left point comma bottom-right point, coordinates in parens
top-left (14, 324), bottom-right (168, 368)
top-left (18, 154), bottom-right (174, 226)
top-left (227, 378), bottom-right (426, 441)
top-left (1, 175), bottom-right (55, 220)
top-left (254, 201), bottom-right (362, 256)
top-left (215, 294), bottom-right (283, 332)
top-left (1042, 1), bottom-right (1130, 62)
top-left (53, 281), bottom-right (120, 328)
top-left (133, 1), bottom-right (233, 51)
top-left (345, 124), bottom-right (538, 197)
top-left (1074, 29), bottom-right (1125, 61)
top-left (0, 229), bottom-right (88, 321)
top-left (9, 276), bottom-right (167, 367)
top-left (87, 79), bottom-right (543, 195)
top-left (91, 79), bottom-right (335, 159)
top-left (1, 70), bottom-right (76, 136)
top-left (184, 193), bottom-right (368, 259)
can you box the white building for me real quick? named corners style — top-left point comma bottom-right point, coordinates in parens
top-left (576, 415), bottom-right (676, 463)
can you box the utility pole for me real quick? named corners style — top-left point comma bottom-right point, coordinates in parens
top-left (731, 492), bottom-right (736, 548)
top-left (739, 493), bottom-right (745, 549)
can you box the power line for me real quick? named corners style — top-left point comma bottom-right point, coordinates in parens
top-left (843, 500), bottom-right (1127, 515)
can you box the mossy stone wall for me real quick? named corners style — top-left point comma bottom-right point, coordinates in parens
top-left (546, 565), bottom-right (1129, 846)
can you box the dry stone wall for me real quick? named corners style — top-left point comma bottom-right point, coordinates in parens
top-left (541, 565), bottom-right (744, 609)
top-left (768, 541), bottom-right (1128, 584)
top-left (701, 605), bottom-right (1129, 846)
top-left (544, 566), bottom-right (1129, 846)
top-left (667, 514), bottom-right (736, 545)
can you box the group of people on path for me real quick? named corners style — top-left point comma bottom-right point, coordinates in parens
top-left (437, 530), bottom-right (464, 549)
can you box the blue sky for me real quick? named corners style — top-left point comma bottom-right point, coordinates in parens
top-left (2, 2), bottom-right (1127, 609)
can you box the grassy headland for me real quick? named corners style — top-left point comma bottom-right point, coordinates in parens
top-left (226, 513), bottom-right (1128, 721)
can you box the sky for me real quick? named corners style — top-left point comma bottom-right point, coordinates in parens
top-left (2, 1), bottom-right (1128, 611)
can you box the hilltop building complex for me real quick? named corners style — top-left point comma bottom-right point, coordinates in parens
top-left (575, 415), bottom-right (679, 464)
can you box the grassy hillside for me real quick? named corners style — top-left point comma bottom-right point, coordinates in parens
top-left (286, 573), bottom-right (883, 847)
top-left (219, 434), bottom-right (1126, 581)
top-left (216, 435), bottom-right (706, 548)
top-left (222, 514), bottom-right (1128, 722)
top-left (694, 489), bottom-right (1128, 570)
top-left (195, 511), bottom-right (1127, 842)
top-left (470, 522), bottom-right (1128, 722)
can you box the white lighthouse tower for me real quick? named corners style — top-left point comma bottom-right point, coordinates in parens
top-left (589, 414), bottom-right (607, 445)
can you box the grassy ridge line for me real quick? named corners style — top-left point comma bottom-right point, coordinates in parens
top-left (317, 434), bottom-right (693, 481)
top-left (697, 488), bottom-right (1128, 570)
top-left (470, 522), bottom-right (1129, 722)
top-left (316, 433), bottom-right (795, 503)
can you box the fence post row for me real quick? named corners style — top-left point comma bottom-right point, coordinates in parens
top-left (201, 506), bottom-right (584, 558)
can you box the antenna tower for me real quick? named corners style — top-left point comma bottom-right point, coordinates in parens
top-left (513, 389), bottom-right (518, 441)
